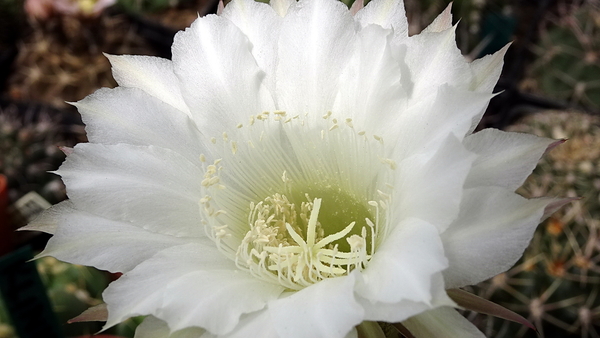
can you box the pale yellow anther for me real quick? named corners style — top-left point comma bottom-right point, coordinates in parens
top-left (206, 164), bottom-right (217, 175)
top-left (329, 124), bottom-right (339, 131)
top-left (377, 190), bottom-right (390, 199)
top-left (379, 200), bottom-right (388, 210)
top-left (380, 158), bottom-right (397, 170)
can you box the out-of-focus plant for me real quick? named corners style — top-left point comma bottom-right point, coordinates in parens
top-left (0, 257), bottom-right (142, 337)
top-left (528, 1), bottom-right (600, 111)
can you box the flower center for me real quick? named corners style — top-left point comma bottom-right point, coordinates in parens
top-left (199, 111), bottom-right (394, 290)
top-left (235, 188), bottom-right (376, 289)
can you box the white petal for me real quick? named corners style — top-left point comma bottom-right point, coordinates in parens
top-left (388, 85), bottom-right (493, 158)
top-left (268, 272), bottom-right (364, 338)
top-left (441, 186), bottom-right (551, 288)
top-left (422, 3), bottom-right (452, 33)
top-left (356, 218), bottom-right (447, 304)
top-left (160, 270), bottom-right (281, 334)
top-left (402, 27), bottom-right (472, 101)
top-left (464, 128), bottom-right (554, 191)
top-left (20, 199), bottom-right (73, 234)
top-left (222, 0), bottom-right (281, 94)
top-left (354, 0), bottom-right (408, 35)
top-left (357, 272), bottom-right (454, 323)
top-left (274, 0), bottom-right (355, 116)
top-left (105, 54), bottom-right (191, 117)
top-left (172, 14), bottom-right (275, 135)
top-left (200, 310), bottom-right (278, 338)
top-left (57, 143), bottom-right (205, 237)
top-left (135, 316), bottom-right (205, 338)
top-left (332, 24), bottom-right (408, 131)
top-left (74, 87), bottom-right (205, 164)
top-left (104, 243), bottom-right (284, 334)
top-left (395, 134), bottom-right (476, 230)
top-left (468, 44), bottom-right (509, 94)
top-left (402, 306), bottom-right (485, 338)
top-left (39, 210), bottom-right (190, 273)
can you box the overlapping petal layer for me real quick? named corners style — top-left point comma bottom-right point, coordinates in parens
top-left (27, 0), bottom-right (562, 337)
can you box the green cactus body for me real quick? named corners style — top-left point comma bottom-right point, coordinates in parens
top-left (530, 4), bottom-right (600, 110)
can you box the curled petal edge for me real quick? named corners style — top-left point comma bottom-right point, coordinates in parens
top-left (446, 288), bottom-right (537, 333)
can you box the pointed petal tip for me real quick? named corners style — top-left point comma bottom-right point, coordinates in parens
top-left (447, 289), bottom-right (537, 333)
top-left (68, 303), bottom-right (109, 323)
top-left (217, 0), bottom-right (224, 15)
top-left (545, 138), bottom-right (567, 154)
top-left (543, 197), bottom-right (579, 220)
top-left (422, 1), bottom-right (453, 33)
top-left (59, 146), bottom-right (74, 156)
top-left (350, 0), bottom-right (364, 15)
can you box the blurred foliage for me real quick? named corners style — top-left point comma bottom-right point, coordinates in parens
top-left (0, 257), bottom-right (142, 338)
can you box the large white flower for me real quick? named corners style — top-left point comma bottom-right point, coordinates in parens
top-left (25, 0), bottom-right (563, 337)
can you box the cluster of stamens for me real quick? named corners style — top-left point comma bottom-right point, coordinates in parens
top-left (235, 194), bottom-right (374, 290)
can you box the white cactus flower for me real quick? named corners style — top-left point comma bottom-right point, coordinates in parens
top-left (25, 0), bottom-right (563, 337)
